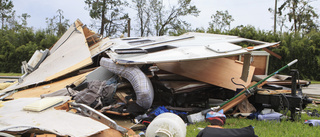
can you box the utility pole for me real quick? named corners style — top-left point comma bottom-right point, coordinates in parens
top-left (127, 18), bottom-right (131, 37)
top-left (100, 0), bottom-right (106, 36)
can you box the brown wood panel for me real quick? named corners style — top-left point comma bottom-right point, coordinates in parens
top-left (251, 56), bottom-right (267, 75)
top-left (226, 56), bottom-right (239, 60)
top-left (240, 55), bottom-right (267, 75)
top-left (157, 58), bottom-right (255, 91)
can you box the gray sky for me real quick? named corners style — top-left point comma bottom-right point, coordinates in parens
top-left (13, 0), bottom-right (320, 35)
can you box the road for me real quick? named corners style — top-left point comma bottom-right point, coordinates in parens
top-left (0, 76), bottom-right (19, 83)
top-left (302, 84), bottom-right (320, 97)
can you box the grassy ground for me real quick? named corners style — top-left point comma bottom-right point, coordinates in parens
top-left (0, 73), bottom-right (22, 76)
top-left (187, 104), bottom-right (320, 137)
top-left (311, 81), bottom-right (320, 84)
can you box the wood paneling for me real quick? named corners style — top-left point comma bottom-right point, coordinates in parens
top-left (157, 58), bottom-right (255, 91)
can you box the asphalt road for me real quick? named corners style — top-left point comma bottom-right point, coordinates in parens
top-left (0, 76), bottom-right (19, 83)
top-left (302, 84), bottom-right (320, 96)
top-left (0, 78), bottom-right (18, 83)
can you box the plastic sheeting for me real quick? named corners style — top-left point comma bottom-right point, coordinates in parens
top-left (100, 57), bottom-right (154, 109)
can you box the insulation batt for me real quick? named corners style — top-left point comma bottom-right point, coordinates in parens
top-left (100, 57), bottom-right (154, 109)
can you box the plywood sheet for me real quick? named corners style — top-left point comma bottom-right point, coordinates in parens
top-left (157, 58), bottom-right (255, 91)
top-left (7, 72), bottom-right (89, 99)
top-left (1, 20), bottom-right (92, 93)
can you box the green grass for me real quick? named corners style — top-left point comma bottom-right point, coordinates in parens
top-left (187, 104), bottom-right (320, 137)
top-left (311, 81), bottom-right (320, 84)
top-left (0, 73), bottom-right (22, 76)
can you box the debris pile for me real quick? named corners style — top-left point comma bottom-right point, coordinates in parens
top-left (0, 20), bottom-right (313, 136)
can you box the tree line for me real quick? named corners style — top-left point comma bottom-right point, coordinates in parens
top-left (0, 0), bottom-right (320, 81)
top-left (0, 0), bottom-right (69, 72)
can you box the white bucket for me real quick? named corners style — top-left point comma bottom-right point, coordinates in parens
top-left (146, 113), bottom-right (186, 137)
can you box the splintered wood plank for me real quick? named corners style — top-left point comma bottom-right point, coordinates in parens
top-left (116, 91), bottom-right (131, 104)
top-left (219, 82), bottom-right (256, 113)
top-left (157, 58), bottom-right (255, 91)
top-left (220, 93), bottom-right (248, 113)
top-left (7, 72), bottom-right (90, 99)
top-left (103, 111), bottom-right (130, 116)
top-left (263, 47), bottom-right (282, 59)
top-left (89, 38), bottom-right (112, 57)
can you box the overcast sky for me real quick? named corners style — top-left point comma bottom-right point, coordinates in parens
top-left (12, 0), bottom-right (320, 36)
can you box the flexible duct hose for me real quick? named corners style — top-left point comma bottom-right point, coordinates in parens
top-left (100, 57), bottom-right (154, 109)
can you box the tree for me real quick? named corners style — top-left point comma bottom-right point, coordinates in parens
top-left (45, 15), bottom-right (57, 35)
top-left (269, 1), bottom-right (284, 34)
top-left (6, 10), bottom-right (19, 31)
top-left (45, 9), bottom-right (69, 36)
top-left (85, 0), bottom-right (129, 37)
top-left (194, 27), bottom-right (205, 33)
top-left (277, 14), bottom-right (288, 33)
top-left (207, 10), bottom-right (234, 33)
top-left (56, 9), bottom-right (69, 36)
top-left (278, 0), bottom-right (319, 33)
top-left (0, 0), bottom-right (14, 29)
top-left (168, 20), bottom-right (191, 36)
top-left (149, 0), bottom-right (200, 36)
top-left (18, 13), bottom-right (31, 28)
top-left (132, 0), bottom-right (152, 36)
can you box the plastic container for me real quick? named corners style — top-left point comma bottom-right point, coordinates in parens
top-left (187, 112), bottom-right (205, 123)
top-left (304, 119), bottom-right (320, 126)
top-left (146, 113), bottom-right (186, 137)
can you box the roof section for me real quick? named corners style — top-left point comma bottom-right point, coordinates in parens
top-left (106, 32), bottom-right (279, 64)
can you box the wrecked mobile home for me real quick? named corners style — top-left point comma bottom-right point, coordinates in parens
top-left (0, 20), bottom-right (312, 136)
